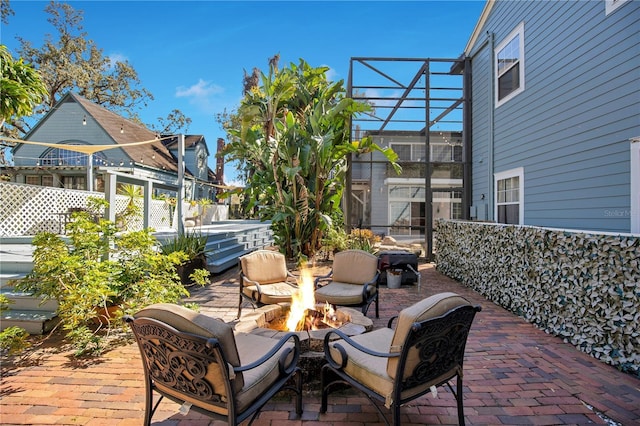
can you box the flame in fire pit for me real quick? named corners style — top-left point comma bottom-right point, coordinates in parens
top-left (285, 269), bottom-right (345, 332)
top-left (286, 269), bottom-right (316, 331)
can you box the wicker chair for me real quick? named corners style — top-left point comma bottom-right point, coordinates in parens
top-left (238, 249), bottom-right (299, 319)
top-left (126, 303), bottom-right (302, 426)
top-left (320, 292), bottom-right (481, 426)
top-left (314, 249), bottom-right (380, 317)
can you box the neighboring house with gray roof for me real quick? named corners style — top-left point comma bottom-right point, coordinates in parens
top-left (2, 92), bottom-right (219, 201)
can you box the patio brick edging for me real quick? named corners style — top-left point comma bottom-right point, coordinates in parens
top-left (434, 219), bottom-right (640, 377)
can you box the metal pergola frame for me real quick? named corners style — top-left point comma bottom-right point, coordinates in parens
top-left (346, 57), bottom-right (471, 260)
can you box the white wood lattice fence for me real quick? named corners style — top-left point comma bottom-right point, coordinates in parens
top-left (0, 182), bottom-right (190, 236)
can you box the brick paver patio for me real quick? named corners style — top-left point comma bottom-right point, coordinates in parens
top-left (1, 262), bottom-right (639, 425)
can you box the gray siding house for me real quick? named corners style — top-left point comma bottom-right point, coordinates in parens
top-left (464, 0), bottom-right (639, 233)
top-left (3, 93), bottom-right (219, 201)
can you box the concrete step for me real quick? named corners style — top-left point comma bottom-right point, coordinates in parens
top-left (1, 288), bottom-right (59, 311)
top-left (207, 246), bottom-right (253, 274)
top-left (205, 236), bottom-right (243, 251)
top-left (0, 309), bottom-right (59, 335)
top-left (0, 241), bottom-right (35, 276)
top-left (1, 273), bottom-right (26, 288)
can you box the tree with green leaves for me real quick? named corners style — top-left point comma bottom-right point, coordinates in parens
top-left (0, 45), bottom-right (47, 128)
top-left (222, 58), bottom-right (399, 262)
top-left (1, 0), bottom-right (14, 25)
top-left (2, 2), bottom-right (191, 153)
top-left (5, 1), bottom-right (152, 137)
top-left (0, 45), bottom-right (48, 165)
top-left (153, 109), bottom-right (192, 135)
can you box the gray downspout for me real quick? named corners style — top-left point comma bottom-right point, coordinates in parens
top-left (487, 31), bottom-right (495, 221)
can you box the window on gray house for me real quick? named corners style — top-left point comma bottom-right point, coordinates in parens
top-left (495, 22), bottom-right (525, 105)
top-left (41, 147), bottom-right (107, 166)
top-left (496, 176), bottom-right (520, 224)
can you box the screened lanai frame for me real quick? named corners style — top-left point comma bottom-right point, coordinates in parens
top-left (345, 57), bottom-right (471, 260)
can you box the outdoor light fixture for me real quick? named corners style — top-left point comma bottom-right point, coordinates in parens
top-left (120, 124), bottom-right (124, 134)
top-left (82, 115), bottom-right (87, 125)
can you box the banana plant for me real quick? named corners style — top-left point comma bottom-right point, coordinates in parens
top-left (222, 59), bottom-right (400, 261)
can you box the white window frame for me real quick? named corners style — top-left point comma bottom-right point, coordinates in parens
top-left (631, 138), bottom-right (639, 233)
top-left (495, 22), bottom-right (525, 108)
top-left (387, 181), bottom-right (425, 237)
top-left (494, 167), bottom-right (524, 225)
top-left (389, 142), bottom-right (424, 162)
top-left (605, 0), bottom-right (629, 15)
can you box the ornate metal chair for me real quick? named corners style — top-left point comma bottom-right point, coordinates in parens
top-left (238, 249), bottom-right (299, 318)
top-left (314, 249), bottom-right (380, 317)
top-left (320, 292), bottom-right (481, 426)
top-left (126, 303), bottom-right (302, 426)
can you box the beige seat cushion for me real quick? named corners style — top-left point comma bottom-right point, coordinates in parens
top-left (234, 332), bottom-right (296, 413)
top-left (332, 250), bottom-right (378, 284)
top-left (240, 250), bottom-right (288, 284)
top-left (134, 303), bottom-right (244, 393)
top-left (387, 292), bottom-right (472, 386)
top-left (242, 282), bottom-right (297, 304)
top-left (326, 328), bottom-right (395, 406)
top-left (314, 281), bottom-right (374, 305)
top-left (326, 293), bottom-right (472, 409)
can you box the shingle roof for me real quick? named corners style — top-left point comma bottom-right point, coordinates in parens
top-left (70, 93), bottom-right (178, 173)
top-left (163, 134), bottom-right (207, 152)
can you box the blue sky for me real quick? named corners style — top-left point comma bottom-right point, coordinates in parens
top-left (2, 0), bottom-right (486, 184)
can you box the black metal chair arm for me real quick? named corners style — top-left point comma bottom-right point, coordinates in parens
top-left (240, 274), bottom-right (264, 294)
top-left (234, 332), bottom-right (300, 375)
top-left (360, 271), bottom-right (380, 298)
top-left (285, 272), bottom-right (300, 286)
top-left (323, 328), bottom-right (399, 370)
top-left (387, 315), bottom-right (399, 328)
top-left (314, 269), bottom-right (333, 288)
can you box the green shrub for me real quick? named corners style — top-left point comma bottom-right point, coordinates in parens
top-left (0, 295), bottom-right (31, 355)
top-left (0, 326), bottom-right (31, 355)
top-left (160, 231), bottom-right (208, 259)
top-left (348, 228), bottom-right (381, 253)
top-left (16, 208), bottom-right (201, 355)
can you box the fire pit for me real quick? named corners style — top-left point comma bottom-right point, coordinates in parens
top-left (234, 303), bottom-right (372, 390)
top-left (234, 268), bottom-right (373, 388)
top-left (234, 303), bottom-right (373, 352)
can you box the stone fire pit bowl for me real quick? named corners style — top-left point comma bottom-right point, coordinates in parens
top-left (234, 303), bottom-right (373, 390)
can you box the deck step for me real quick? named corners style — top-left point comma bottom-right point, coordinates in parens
top-left (1, 309), bottom-right (59, 335)
top-left (0, 288), bottom-right (59, 311)
top-left (0, 273), bottom-right (26, 288)
top-left (207, 250), bottom-right (247, 273)
top-left (0, 221), bottom-right (273, 332)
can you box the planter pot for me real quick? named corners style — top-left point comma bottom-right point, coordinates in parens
top-left (386, 269), bottom-right (403, 289)
top-left (177, 256), bottom-right (207, 286)
top-left (93, 305), bottom-right (121, 326)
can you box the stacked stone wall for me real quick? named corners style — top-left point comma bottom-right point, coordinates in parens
top-left (435, 219), bottom-right (639, 376)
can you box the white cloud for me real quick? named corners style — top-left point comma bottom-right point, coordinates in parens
top-left (108, 53), bottom-right (128, 63)
top-left (107, 53), bottom-right (128, 69)
top-left (321, 65), bottom-right (338, 82)
top-left (175, 79), bottom-right (224, 114)
top-left (176, 79), bottom-right (223, 98)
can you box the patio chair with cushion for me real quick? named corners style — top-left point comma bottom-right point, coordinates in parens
top-left (314, 249), bottom-right (380, 318)
top-left (320, 292), bottom-right (481, 426)
top-left (126, 303), bottom-right (303, 426)
top-left (238, 249), bottom-right (299, 319)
